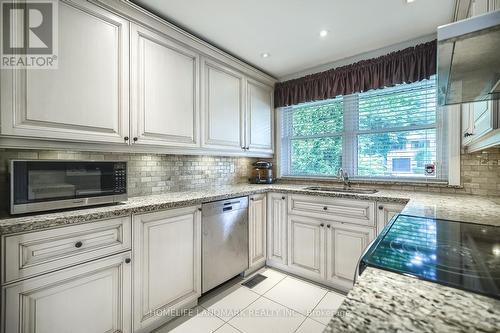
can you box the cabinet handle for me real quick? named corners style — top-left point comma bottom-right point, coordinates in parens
top-left (125, 258), bottom-right (131, 264)
top-left (323, 206), bottom-right (328, 211)
top-left (320, 223), bottom-right (325, 227)
top-left (74, 241), bottom-right (83, 248)
top-left (124, 136), bottom-right (129, 142)
top-left (378, 205), bottom-right (384, 210)
top-left (133, 137), bottom-right (138, 142)
top-left (327, 224), bottom-right (331, 228)
top-left (464, 132), bottom-right (474, 138)
top-left (281, 196), bottom-right (286, 200)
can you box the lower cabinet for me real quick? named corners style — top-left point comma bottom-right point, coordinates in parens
top-left (287, 215), bottom-right (325, 280)
top-left (326, 223), bottom-right (375, 290)
top-left (132, 206), bottom-right (201, 333)
top-left (266, 193), bottom-right (288, 266)
top-left (248, 194), bottom-right (267, 272)
top-left (2, 252), bottom-right (132, 333)
top-left (376, 202), bottom-right (405, 234)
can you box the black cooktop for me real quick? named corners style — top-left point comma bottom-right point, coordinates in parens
top-left (360, 214), bottom-right (500, 299)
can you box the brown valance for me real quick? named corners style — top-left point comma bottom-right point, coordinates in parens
top-left (274, 40), bottom-right (437, 108)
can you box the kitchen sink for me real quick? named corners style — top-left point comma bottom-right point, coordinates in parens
top-left (303, 186), bottom-right (378, 194)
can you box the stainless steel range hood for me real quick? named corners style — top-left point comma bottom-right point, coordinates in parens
top-left (437, 10), bottom-right (500, 106)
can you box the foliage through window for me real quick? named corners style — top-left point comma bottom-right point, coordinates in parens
top-left (280, 76), bottom-right (445, 180)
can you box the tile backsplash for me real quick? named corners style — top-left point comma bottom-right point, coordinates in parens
top-left (0, 149), bottom-right (257, 214)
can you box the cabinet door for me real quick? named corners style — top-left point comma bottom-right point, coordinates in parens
top-left (287, 215), bottom-right (325, 280)
top-left (133, 206), bottom-right (201, 332)
top-left (249, 194), bottom-right (267, 270)
top-left (326, 223), bottom-right (375, 289)
top-left (246, 79), bottom-right (273, 154)
top-left (472, 101), bottom-right (493, 138)
top-left (470, 0), bottom-right (489, 16)
top-left (462, 103), bottom-right (474, 145)
top-left (0, 0), bottom-right (129, 144)
top-left (2, 252), bottom-right (132, 333)
top-left (267, 193), bottom-right (287, 265)
top-left (130, 24), bottom-right (199, 147)
top-left (376, 203), bottom-right (405, 235)
top-left (201, 58), bottom-right (245, 151)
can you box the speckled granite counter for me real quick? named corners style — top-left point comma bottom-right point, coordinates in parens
top-left (1, 183), bottom-right (500, 235)
top-left (325, 267), bottom-right (500, 333)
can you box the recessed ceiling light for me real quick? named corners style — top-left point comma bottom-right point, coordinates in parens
top-left (405, 0), bottom-right (416, 3)
top-left (319, 30), bottom-right (328, 37)
top-left (261, 52), bottom-right (270, 58)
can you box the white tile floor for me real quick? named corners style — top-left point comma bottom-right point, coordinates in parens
top-left (155, 268), bottom-right (346, 333)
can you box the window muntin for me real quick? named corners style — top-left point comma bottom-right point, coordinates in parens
top-left (280, 76), bottom-right (443, 180)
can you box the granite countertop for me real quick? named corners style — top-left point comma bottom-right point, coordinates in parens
top-left (1, 183), bottom-right (500, 235)
top-left (325, 267), bottom-right (500, 333)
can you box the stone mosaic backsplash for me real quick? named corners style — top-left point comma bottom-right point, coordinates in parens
top-left (0, 146), bottom-right (498, 215)
top-left (0, 149), bottom-right (257, 214)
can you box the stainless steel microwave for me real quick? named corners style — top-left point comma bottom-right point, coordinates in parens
top-left (10, 160), bottom-right (127, 215)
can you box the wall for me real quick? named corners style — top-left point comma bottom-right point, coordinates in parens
top-left (0, 149), bottom-right (257, 214)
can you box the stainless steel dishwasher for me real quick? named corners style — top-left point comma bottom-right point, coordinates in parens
top-left (201, 196), bottom-right (249, 293)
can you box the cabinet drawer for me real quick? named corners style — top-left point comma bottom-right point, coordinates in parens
top-left (288, 195), bottom-right (375, 227)
top-left (2, 216), bottom-right (131, 284)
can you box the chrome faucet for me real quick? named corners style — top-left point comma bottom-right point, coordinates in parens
top-left (337, 168), bottom-right (351, 189)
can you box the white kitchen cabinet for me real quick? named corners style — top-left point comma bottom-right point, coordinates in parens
top-left (267, 193), bottom-right (288, 266)
top-left (462, 100), bottom-right (500, 152)
top-left (287, 215), bottom-right (325, 280)
top-left (132, 206), bottom-right (201, 332)
top-left (0, 0), bottom-right (130, 144)
top-left (2, 252), bottom-right (132, 333)
top-left (376, 202), bottom-right (405, 235)
top-left (246, 79), bottom-right (274, 154)
top-left (201, 57), bottom-right (245, 151)
top-left (249, 194), bottom-right (267, 271)
top-left (130, 24), bottom-right (200, 147)
top-left (326, 222), bottom-right (375, 291)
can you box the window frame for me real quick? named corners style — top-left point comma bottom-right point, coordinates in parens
top-left (276, 78), bottom-right (460, 183)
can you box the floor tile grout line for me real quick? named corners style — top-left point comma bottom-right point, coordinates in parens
top-left (305, 291), bottom-right (331, 326)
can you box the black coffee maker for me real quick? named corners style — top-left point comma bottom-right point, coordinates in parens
top-left (250, 161), bottom-right (274, 184)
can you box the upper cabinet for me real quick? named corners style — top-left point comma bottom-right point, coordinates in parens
top-left (201, 58), bottom-right (245, 151)
top-left (246, 79), bottom-right (274, 154)
top-left (130, 24), bottom-right (200, 148)
top-left (200, 58), bottom-right (274, 155)
top-left (0, 0), bottom-right (275, 157)
top-left (0, 0), bottom-right (130, 144)
top-left (462, 100), bottom-right (500, 152)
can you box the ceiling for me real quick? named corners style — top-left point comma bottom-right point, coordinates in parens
top-left (132, 0), bottom-right (455, 79)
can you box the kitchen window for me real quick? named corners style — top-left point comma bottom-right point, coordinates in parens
top-left (279, 76), bottom-right (448, 181)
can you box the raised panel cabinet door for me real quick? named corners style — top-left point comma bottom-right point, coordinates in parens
top-left (201, 58), bottom-right (244, 151)
top-left (376, 203), bottom-right (405, 235)
top-left (287, 215), bottom-right (325, 280)
top-left (246, 79), bottom-right (273, 154)
top-left (133, 206), bottom-right (201, 332)
top-left (130, 24), bottom-right (200, 147)
top-left (2, 252), bottom-right (132, 333)
top-left (326, 223), bottom-right (375, 287)
top-left (266, 193), bottom-right (287, 265)
top-left (472, 101), bottom-right (494, 139)
top-left (249, 194), bottom-right (267, 269)
top-left (0, 0), bottom-right (129, 144)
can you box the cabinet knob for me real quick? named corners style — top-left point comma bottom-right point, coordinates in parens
top-left (320, 223), bottom-right (325, 227)
top-left (125, 258), bottom-right (131, 264)
top-left (245, 146), bottom-right (250, 150)
top-left (323, 206), bottom-right (328, 211)
top-left (124, 136), bottom-right (129, 142)
top-left (281, 196), bottom-right (286, 200)
top-left (133, 137), bottom-right (138, 142)
top-left (74, 241), bottom-right (83, 248)
top-left (327, 224), bottom-right (331, 228)
top-left (250, 197), bottom-right (254, 201)
top-left (378, 205), bottom-right (384, 210)
top-left (241, 146), bottom-right (246, 150)
top-left (198, 207), bottom-right (202, 212)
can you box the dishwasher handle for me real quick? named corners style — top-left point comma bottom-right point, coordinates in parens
top-left (202, 196), bottom-right (249, 216)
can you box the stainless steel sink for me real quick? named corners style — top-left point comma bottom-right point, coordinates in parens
top-left (303, 186), bottom-right (378, 194)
